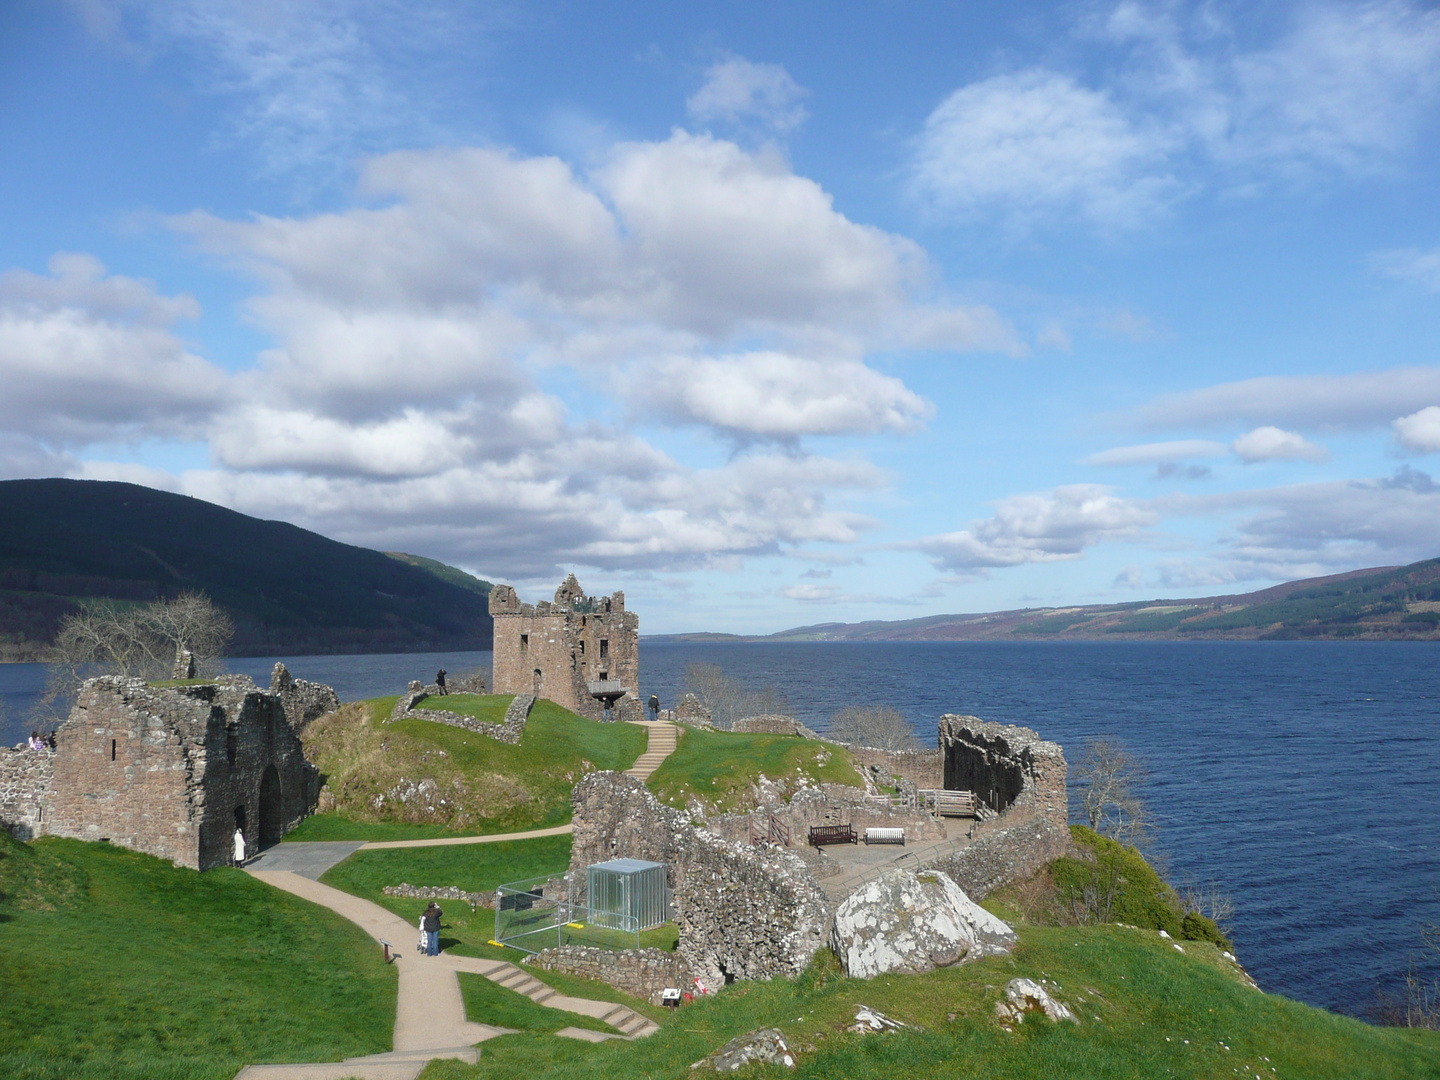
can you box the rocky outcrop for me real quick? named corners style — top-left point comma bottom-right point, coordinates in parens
top-left (994, 978), bottom-right (1078, 1028)
top-left (693, 1029), bottom-right (795, 1071)
top-left (269, 663), bottom-right (341, 732)
top-left (525, 946), bottom-right (693, 1005)
top-left (569, 771), bottom-right (831, 985)
top-left (830, 869), bottom-right (1016, 978)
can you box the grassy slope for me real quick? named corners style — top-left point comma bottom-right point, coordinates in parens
top-left (418, 922), bottom-right (1440, 1080)
top-left (0, 834), bottom-right (394, 1080)
top-left (292, 695), bottom-right (647, 839)
top-left (646, 726), bottom-right (863, 811)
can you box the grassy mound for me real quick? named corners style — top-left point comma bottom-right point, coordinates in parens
top-left (1038, 827), bottom-right (1229, 947)
top-left (418, 920), bottom-right (1440, 1080)
top-left (646, 726), bottom-right (863, 812)
top-left (0, 837), bottom-right (394, 1080)
top-left (294, 694), bottom-right (647, 838)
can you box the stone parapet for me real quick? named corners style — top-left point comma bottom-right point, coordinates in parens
top-left (388, 690), bottom-right (534, 744)
top-left (526, 946), bottom-right (694, 1005)
top-left (921, 818), bottom-right (1074, 900)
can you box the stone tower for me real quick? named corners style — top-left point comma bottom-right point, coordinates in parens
top-left (488, 574), bottom-right (640, 722)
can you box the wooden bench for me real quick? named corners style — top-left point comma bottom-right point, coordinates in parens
top-left (863, 827), bottom-right (907, 846)
top-left (808, 824), bottom-right (857, 847)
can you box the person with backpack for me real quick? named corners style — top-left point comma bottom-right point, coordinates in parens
top-left (422, 901), bottom-right (442, 956)
top-left (435, 669), bottom-right (448, 695)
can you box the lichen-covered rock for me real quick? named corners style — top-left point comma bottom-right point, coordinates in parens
top-left (994, 977), bottom-right (1077, 1028)
top-left (831, 869), bottom-right (1016, 978)
top-left (692, 1028), bottom-right (794, 1071)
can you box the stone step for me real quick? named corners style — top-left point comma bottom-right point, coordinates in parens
top-left (598, 1004), bottom-right (630, 1024)
top-left (615, 1012), bottom-right (651, 1034)
top-left (529, 987), bottom-right (557, 1005)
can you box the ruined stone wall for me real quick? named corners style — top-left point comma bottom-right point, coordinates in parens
top-left (489, 575), bottom-right (641, 722)
top-left (939, 715), bottom-right (1067, 826)
top-left (526, 946), bottom-right (694, 1004)
top-left (569, 771), bottom-right (831, 985)
top-left (922, 819), bottom-right (1074, 900)
top-left (844, 745), bottom-right (944, 790)
top-left (705, 785), bottom-right (948, 848)
top-left (269, 663), bottom-right (341, 733)
top-left (46, 676), bottom-right (317, 870)
top-left (0, 747), bottom-right (53, 840)
top-left (730, 715), bottom-right (820, 738)
top-left (388, 685), bottom-right (533, 744)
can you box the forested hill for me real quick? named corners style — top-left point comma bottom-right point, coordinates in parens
top-left (651, 558), bottom-right (1440, 643)
top-left (0, 479), bottom-right (493, 661)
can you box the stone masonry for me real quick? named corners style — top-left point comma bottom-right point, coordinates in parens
top-left (33, 675), bottom-right (320, 870)
top-left (569, 771), bottom-right (831, 985)
top-left (938, 715), bottom-right (1068, 825)
top-left (526, 946), bottom-right (695, 1004)
top-left (269, 662), bottom-right (341, 733)
top-left (387, 683), bottom-right (535, 744)
top-left (0, 747), bottom-right (54, 840)
top-left (489, 574), bottom-right (640, 722)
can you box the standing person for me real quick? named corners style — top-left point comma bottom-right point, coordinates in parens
top-left (648, 694), bottom-right (660, 722)
top-left (435, 669), bottom-right (448, 695)
top-left (422, 901), bottom-right (442, 956)
top-left (233, 827), bottom-right (246, 867)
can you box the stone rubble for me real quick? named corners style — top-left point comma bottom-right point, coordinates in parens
top-left (849, 1005), bottom-right (910, 1033)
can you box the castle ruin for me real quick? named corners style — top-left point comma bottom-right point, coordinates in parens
top-left (1, 674), bottom-right (320, 870)
top-left (489, 573), bottom-right (640, 722)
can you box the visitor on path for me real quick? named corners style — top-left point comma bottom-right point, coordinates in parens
top-left (436, 669), bottom-right (448, 695)
top-left (28, 731), bottom-right (42, 751)
top-left (648, 694), bottom-right (660, 721)
top-left (233, 827), bottom-right (246, 866)
top-left (422, 902), bottom-right (442, 956)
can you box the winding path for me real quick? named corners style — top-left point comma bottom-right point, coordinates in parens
top-left (236, 721), bottom-right (683, 1079)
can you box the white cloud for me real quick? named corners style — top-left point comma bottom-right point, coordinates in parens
top-left (1230, 426), bottom-right (1328, 464)
top-left (687, 56), bottom-right (809, 133)
top-left (911, 70), bottom-right (1178, 229)
top-left (1086, 439), bottom-right (1229, 466)
top-left (1127, 367), bottom-right (1440, 431)
top-left (1371, 246), bottom-right (1440, 291)
top-left (1393, 406), bottom-right (1440, 453)
top-left (779, 583), bottom-right (842, 603)
top-left (626, 352), bottom-right (931, 441)
top-left (913, 2), bottom-right (1440, 229)
top-left (912, 485), bottom-right (1158, 570)
top-left (0, 253), bottom-right (225, 443)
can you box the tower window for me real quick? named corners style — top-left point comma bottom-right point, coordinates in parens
top-left (520, 633), bottom-right (529, 652)
top-left (111, 739), bottom-right (116, 761)
top-left (599, 638), bottom-right (609, 660)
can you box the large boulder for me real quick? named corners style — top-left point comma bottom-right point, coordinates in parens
top-left (831, 869), bottom-right (1016, 978)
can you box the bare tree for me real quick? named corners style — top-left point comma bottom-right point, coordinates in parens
top-left (1404, 922), bottom-right (1440, 1029)
top-left (683, 662), bottom-right (789, 729)
top-left (44, 593), bottom-right (235, 717)
top-left (829, 705), bottom-right (920, 751)
top-left (1072, 737), bottom-right (1151, 845)
top-left (1179, 878), bottom-right (1236, 930)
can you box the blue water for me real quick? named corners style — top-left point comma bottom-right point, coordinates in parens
top-left (3, 640), bottom-right (1437, 1017)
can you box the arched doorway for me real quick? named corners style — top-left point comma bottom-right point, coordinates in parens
top-left (258, 764), bottom-right (283, 847)
top-left (532, 668), bottom-right (543, 696)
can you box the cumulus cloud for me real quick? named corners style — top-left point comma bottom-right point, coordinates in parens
top-left (687, 56), bottom-right (809, 133)
top-left (0, 253), bottom-right (225, 443)
top-left (1393, 406), bottom-right (1440, 453)
top-left (912, 2), bottom-right (1440, 229)
top-left (626, 352), bottom-right (931, 441)
top-left (911, 70), bottom-right (1177, 228)
top-left (1230, 426), bottom-right (1328, 463)
top-left (912, 485), bottom-right (1158, 570)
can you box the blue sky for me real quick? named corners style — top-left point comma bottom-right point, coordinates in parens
top-left (2, 1), bottom-right (1439, 633)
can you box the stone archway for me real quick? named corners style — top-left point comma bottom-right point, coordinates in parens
top-left (258, 764), bottom-right (283, 847)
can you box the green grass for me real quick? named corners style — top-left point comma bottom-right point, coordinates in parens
top-left (299, 695), bottom-right (647, 836)
top-left (458, 974), bottom-right (612, 1033)
top-left (321, 835), bottom-right (576, 901)
top-left (416, 922), bottom-right (1440, 1080)
top-left (646, 726), bottom-right (863, 811)
top-left (0, 835), bottom-right (395, 1080)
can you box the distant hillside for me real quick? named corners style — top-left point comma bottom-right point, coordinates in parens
top-left (0, 479), bottom-right (493, 660)
top-left (648, 558), bottom-right (1440, 644)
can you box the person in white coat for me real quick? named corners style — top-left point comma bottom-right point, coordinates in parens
top-left (233, 827), bottom-right (246, 866)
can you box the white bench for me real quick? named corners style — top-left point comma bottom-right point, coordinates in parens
top-left (863, 827), bottom-right (906, 846)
